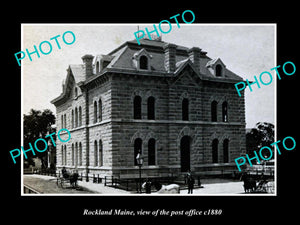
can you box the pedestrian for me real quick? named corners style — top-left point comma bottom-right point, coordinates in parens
top-left (187, 171), bottom-right (195, 194)
top-left (62, 166), bottom-right (69, 179)
top-left (185, 170), bottom-right (191, 184)
top-left (145, 179), bottom-right (152, 194)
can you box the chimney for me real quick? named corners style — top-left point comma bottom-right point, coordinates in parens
top-left (188, 47), bottom-right (201, 72)
top-left (81, 54), bottom-right (94, 77)
top-left (163, 43), bottom-right (177, 72)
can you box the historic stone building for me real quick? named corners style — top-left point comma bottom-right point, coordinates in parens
top-left (51, 37), bottom-right (246, 179)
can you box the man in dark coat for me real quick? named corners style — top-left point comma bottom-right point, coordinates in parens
top-left (187, 172), bottom-right (195, 194)
top-left (145, 179), bottom-right (152, 194)
top-left (62, 167), bottom-right (69, 179)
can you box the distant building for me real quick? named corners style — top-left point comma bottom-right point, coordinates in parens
top-left (51, 37), bottom-right (246, 179)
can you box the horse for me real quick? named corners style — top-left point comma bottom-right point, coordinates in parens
top-left (69, 172), bottom-right (79, 187)
top-left (151, 181), bottom-right (180, 194)
top-left (240, 172), bottom-right (256, 193)
top-left (61, 168), bottom-right (79, 188)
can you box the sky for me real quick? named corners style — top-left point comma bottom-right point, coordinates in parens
top-left (22, 24), bottom-right (275, 128)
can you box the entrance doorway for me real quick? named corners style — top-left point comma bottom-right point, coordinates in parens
top-left (180, 136), bottom-right (191, 172)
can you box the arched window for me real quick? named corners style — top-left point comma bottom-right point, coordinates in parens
top-left (211, 101), bottom-right (218, 122)
top-left (223, 139), bottom-right (229, 163)
top-left (216, 64), bottom-right (222, 77)
top-left (71, 110), bottom-right (74, 128)
top-left (94, 140), bottom-right (98, 167)
top-left (94, 101), bottom-right (97, 123)
top-left (182, 98), bottom-right (189, 121)
top-left (139, 55), bottom-right (148, 70)
top-left (98, 99), bottom-right (102, 122)
top-left (75, 107), bottom-right (78, 127)
top-left (79, 106), bottom-right (82, 126)
top-left (64, 145), bottom-right (67, 165)
top-left (148, 138), bottom-right (156, 165)
top-left (147, 96), bottom-right (155, 120)
top-left (222, 101), bottom-right (228, 122)
top-left (72, 143), bottom-right (74, 166)
top-left (64, 114), bottom-right (67, 129)
top-left (99, 140), bottom-right (103, 167)
top-left (75, 87), bottom-right (78, 97)
top-left (96, 61), bottom-right (100, 73)
top-left (180, 136), bottom-right (191, 172)
top-left (86, 144), bottom-right (89, 167)
top-left (134, 138), bottom-right (142, 166)
top-left (75, 142), bottom-right (78, 167)
top-left (61, 145), bottom-right (64, 165)
top-left (133, 96), bottom-right (142, 119)
top-left (79, 142), bottom-right (82, 166)
top-left (212, 139), bottom-right (219, 163)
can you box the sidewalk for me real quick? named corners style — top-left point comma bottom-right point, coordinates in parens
top-left (77, 180), bottom-right (129, 194)
top-left (179, 182), bottom-right (244, 195)
top-left (23, 174), bottom-right (253, 195)
top-left (23, 174), bottom-right (129, 194)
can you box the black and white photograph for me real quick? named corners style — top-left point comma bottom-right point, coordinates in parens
top-left (3, 4), bottom-right (298, 223)
top-left (21, 24), bottom-right (276, 195)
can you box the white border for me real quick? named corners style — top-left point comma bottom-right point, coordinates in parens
top-left (21, 23), bottom-right (277, 196)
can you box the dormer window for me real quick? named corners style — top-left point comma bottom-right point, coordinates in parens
top-left (206, 58), bottom-right (226, 77)
top-left (216, 64), bottom-right (222, 77)
top-left (96, 61), bottom-right (100, 73)
top-left (74, 87), bottom-right (78, 97)
top-left (132, 48), bottom-right (152, 71)
top-left (95, 54), bottom-right (114, 73)
top-left (139, 55), bottom-right (148, 70)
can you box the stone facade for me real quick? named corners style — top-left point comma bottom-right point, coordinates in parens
top-left (51, 38), bottom-right (246, 179)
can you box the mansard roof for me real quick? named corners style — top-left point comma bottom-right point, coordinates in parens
top-left (51, 38), bottom-right (244, 105)
top-left (105, 38), bottom-right (243, 82)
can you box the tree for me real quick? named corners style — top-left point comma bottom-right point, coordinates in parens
top-left (246, 122), bottom-right (274, 163)
top-left (23, 109), bottom-right (56, 168)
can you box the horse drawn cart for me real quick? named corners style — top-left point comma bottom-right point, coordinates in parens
top-left (240, 172), bottom-right (274, 193)
top-left (56, 168), bottom-right (79, 189)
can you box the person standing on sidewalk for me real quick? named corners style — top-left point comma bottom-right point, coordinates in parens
top-left (145, 179), bottom-right (152, 194)
top-left (187, 171), bottom-right (195, 194)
